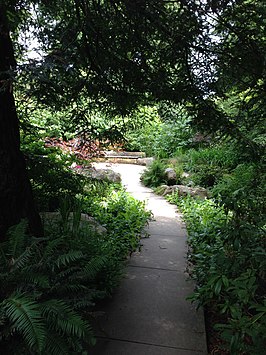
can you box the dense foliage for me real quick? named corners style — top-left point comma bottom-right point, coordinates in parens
top-left (141, 137), bottom-right (265, 352)
top-left (124, 103), bottom-right (194, 157)
top-left (166, 195), bottom-right (265, 354)
top-left (0, 0), bottom-right (265, 353)
top-left (0, 144), bottom-right (151, 354)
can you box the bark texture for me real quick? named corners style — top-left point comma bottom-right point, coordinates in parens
top-left (0, 7), bottom-right (43, 238)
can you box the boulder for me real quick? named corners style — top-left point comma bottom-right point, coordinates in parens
top-left (164, 168), bottom-right (177, 185)
top-left (89, 168), bottom-right (121, 183)
top-left (159, 184), bottom-right (208, 199)
top-left (138, 157), bottom-right (155, 166)
top-left (40, 212), bottom-right (107, 235)
top-left (75, 167), bottom-right (121, 183)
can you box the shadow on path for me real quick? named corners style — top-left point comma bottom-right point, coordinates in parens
top-left (90, 163), bottom-right (207, 355)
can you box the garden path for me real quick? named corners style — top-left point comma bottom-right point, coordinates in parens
top-left (90, 163), bottom-right (207, 355)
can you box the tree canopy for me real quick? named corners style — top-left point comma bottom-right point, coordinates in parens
top-left (0, 0), bottom-right (265, 235)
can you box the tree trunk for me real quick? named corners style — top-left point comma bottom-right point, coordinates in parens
top-left (0, 7), bottom-right (43, 239)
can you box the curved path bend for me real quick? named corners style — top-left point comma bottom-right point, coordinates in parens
top-left (91, 163), bottom-right (207, 355)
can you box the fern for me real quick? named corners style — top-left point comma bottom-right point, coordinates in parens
top-left (0, 196), bottom-right (139, 354)
top-left (18, 271), bottom-right (50, 289)
top-left (48, 284), bottom-right (89, 299)
top-left (6, 220), bottom-right (28, 259)
top-left (12, 243), bottom-right (39, 271)
top-left (42, 331), bottom-right (70, 355)
top-left (82, 256), bottom-right (108, 280)
top-left (53, 265), bottom-right (80, 278)
top-left (40, 300), bottom-right (94, 342)
top-left (2, 292), bottom-right (46, 352)
top-left (41, 237), bottom-right (64, 260)
top-left (71, 297), bottom-right (96, 310)
top-left (55, 250), bottom-right (84, 268)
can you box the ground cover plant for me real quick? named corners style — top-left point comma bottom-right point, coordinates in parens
top-left (140, 159), bottom-right (168, 188)
top-left (140, 130), bottom-right (265, 353)
top-left (0, 219), bottom-right (99, 354)
top-left (166, 194), bottom-right (266, 354)
top-left (0, 141), bottom-right (151, 354)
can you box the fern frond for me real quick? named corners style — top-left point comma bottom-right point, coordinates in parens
top-left (49, 284), bottom-right (88, 297)
top-left (51, 266), bottom-right (81, 283)
top-left (7, 220), bottom-right (28, 259)
top-left (42, 237), bottom-right (64, 260)
top-left (55, 250), bottom-right (84, 268)
top-left (71, 297), bottom-right (96, 310)
top-left (12, 243), bottom-right (38, 271)
top-left (19, 271), bottom-right (50, 289)
top-left (82, 256), bottom-right (108, 280)
top-left (42, 330), bottom-right (70, 355)
top-left (40, 300), bottom-right (94, 341)
top-left (2, 292), bottom-right (46, 352)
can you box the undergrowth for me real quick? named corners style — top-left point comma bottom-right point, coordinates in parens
top-left (1, 142), bottom-right (151, 354)
top-left (167, 194), bottom-right (266, 354)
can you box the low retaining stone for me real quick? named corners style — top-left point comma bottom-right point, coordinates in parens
top-left (158, 184), bottom-right (208, 199)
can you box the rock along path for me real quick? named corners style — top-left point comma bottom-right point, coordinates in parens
top-left (90, 163), bottom-right (207, 355)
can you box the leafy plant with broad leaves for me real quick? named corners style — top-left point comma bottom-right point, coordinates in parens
top-left (168, 194), bottom-right (266, 353)
top-left (83, 186), bottom-right (151, 256)
top-left (21, 137), bottom-right (83, 212)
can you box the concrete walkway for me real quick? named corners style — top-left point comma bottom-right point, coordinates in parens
top-left (90, 163), bottom-right (207, 354)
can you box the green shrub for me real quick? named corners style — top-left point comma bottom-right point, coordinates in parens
top-left (0, 220), bottom-right (99, 354)
top-left (21, 137), bottom-right (82, 211)
top-left (151, 121), bottom-right (193, 158)
top-left (124, 103), bottom-right (194, 157)
top-left (82, 187), bottom-right (151, 256)
top-left (212, 163), bottom-right (266, 225)
top-left (124, 121), bottom-right (162, 155)
top-left (126, 120), bottom-right (193, 158)
top-left (181, 144), bottom-right (240, 187)
top-left (169, 194), bottom-right (266, 354)
top-left (140, 160), bottom-right (167, 187)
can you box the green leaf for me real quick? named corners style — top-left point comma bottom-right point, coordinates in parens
top-left (55, 251), bottom-right (84, 268)
top-left (214, 278), bottom-right (222, 295)
top-left (3, 293), bottom-right (46, 352)
top-left (7, 220), bottom-right (28, 259)
top-left (40, 300), bottom-right (93, 340)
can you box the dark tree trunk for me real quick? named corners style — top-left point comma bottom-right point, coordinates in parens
top-left (0, 7), bottom-right (43, 239)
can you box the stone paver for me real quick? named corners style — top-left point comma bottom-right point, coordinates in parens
top-left (90, 163), bottom-right (207, 354)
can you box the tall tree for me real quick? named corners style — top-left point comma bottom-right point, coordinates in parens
top-left (1, 0), bottom-right (264, 236)
top-left (0, 3), bottom-right (43, 238)
top-left (1, 0), bottom-right (200, 236)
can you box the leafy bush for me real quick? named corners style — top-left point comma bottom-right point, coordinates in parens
top-left (124, 104), bottom-right (194, 157)
top-left (140, 160), bottom-right (167, 187)
top-left (124, 112), bottom-right (162, 155)
top-left (180, 144), bottom-right (240, 187)
top-left (151, 121), bottom-right (193, 158)
top-left (21, 137), bottom-right (83, 211)
top-left (169, 194), bottom-right (266, 354)
top-left (212, 163), bottom-right (266, 225)
top-left (82, 186), bottom-right (151, 256)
